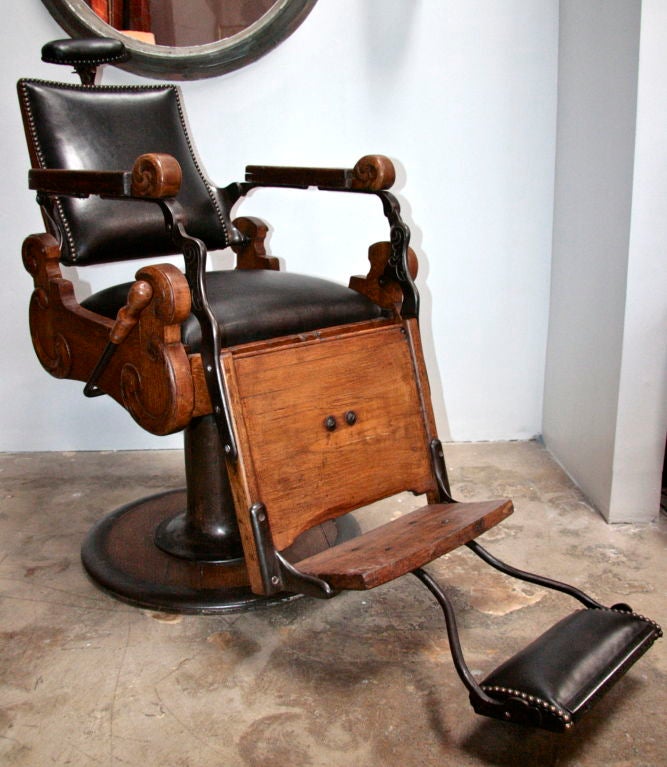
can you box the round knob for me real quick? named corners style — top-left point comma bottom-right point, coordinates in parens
top-left (324, 415), bottom-right (337, 431)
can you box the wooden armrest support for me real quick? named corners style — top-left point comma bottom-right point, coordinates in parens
top-left (245, 154), bottom-right (395, 192)
top-left (350, 240), bottom-right (419, 314)
top-left (29, 153), bottom-right (182, 199)
top-left (231, 216), bottom-right (280, 270)
top-left (22, 233), bottom-right (194, 435)
top-left (294, 499), bottom-right (513, 590)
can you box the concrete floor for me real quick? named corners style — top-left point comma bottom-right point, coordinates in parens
top-left (0, 441), bottom-right (665, 766)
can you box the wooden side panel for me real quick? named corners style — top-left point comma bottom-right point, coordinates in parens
top-left (225, 324), bottom-right (437, 556)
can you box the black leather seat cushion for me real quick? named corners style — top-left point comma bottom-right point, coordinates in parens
top-left (81, 269), bottom-right (386, 350)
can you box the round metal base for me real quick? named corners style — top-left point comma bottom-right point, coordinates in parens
top-left (81, 489), bottom-right (300, 614)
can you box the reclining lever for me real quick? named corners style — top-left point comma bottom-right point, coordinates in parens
top-left (84, 280), bottom-right (152, 397)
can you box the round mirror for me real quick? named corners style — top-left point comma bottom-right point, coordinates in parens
top-left (40, 0), bottom-right (318, 80)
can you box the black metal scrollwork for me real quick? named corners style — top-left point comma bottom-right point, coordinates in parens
top-left (377, 190), bottom-right (419, 319)
top-left (158, 199), bottom-right (238, 459)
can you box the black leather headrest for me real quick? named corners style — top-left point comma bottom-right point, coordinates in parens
top-left (41, 38), bottom-right (129, 68)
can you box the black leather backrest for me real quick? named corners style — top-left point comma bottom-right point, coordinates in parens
top-left (18, 80), bottom-right (231, 265)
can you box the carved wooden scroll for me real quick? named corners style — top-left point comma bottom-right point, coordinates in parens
top-left (349, 240), bottom-right (419, 315)
top-left (117, 263), bottom-right (194, 435)
top-left (131, 153), bottom-right (182, 199)
top-left (350, 155), bottom-right (396, 192)
top-left (22, 232), bottom-right (195, 435)
top-left (231, 216), bottom-right (280, 271)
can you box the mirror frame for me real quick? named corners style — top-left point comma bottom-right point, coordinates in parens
top-left (40, 0), bottom-right (318, 80)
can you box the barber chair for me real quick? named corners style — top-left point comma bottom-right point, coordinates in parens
top-left (19, 39), bottom-right (660, 732)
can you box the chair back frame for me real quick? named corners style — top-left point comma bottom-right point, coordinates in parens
top-left (18, 78), bottom-right (235, 265)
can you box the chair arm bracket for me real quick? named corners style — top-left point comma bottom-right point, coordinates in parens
top-left (430, 438), bottom-right (455, 502)
top-left (157, 198), bottom-right (237, 458)
top-left (230, 157), bottom-right (419, 319)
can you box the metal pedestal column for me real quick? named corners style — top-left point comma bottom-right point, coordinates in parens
top-left (81, 415), bottom-right (300, 614)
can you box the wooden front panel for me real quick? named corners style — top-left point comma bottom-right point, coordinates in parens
top-left (225, 323), bottom-right (437, 553)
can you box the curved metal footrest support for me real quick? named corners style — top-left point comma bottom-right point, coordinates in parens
top-left (413, 558), bottom-right (662, 732)
top-left (412, 568), bottom-right (509, 716)
top-left (465, 540), bottom-right (604, 609)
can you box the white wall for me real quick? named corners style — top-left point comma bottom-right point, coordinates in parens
top-left (610, 0), bottom-right (667, 520)
top-left (0, 0), bottom-right (559, 451)
top-left (543, 0), bottom-right (667, 522)
top-left (543, 1), bottom-right (640, 514)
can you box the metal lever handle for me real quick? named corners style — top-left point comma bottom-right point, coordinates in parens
top-left (84, 280), bottom-right (153, 397)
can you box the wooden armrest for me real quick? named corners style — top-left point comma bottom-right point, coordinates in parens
top-left (29, 168), bottom-right (133, 197)
top-left (245, 154), bottom-right (395, 192)
top-left (29, 153), bottom-right (182, 199)
top-left (294, 500), bottom-right (513, 590)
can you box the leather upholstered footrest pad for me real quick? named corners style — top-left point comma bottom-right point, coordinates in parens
top-left (474, 608), bottom-right (662, 732)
